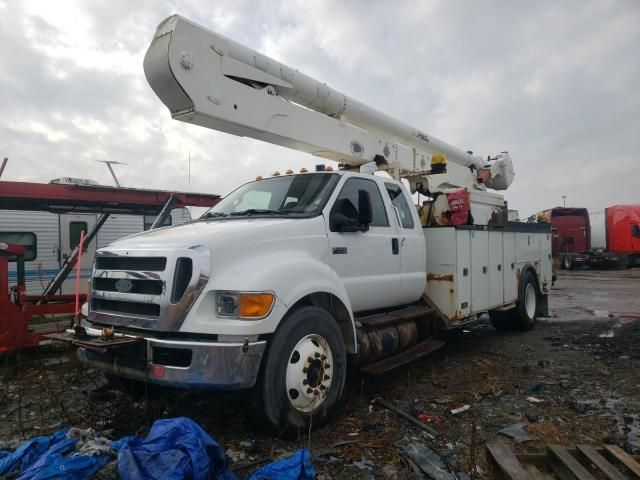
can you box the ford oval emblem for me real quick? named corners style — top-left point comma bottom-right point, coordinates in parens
top-left (114, 278), bottom-right (133, 293)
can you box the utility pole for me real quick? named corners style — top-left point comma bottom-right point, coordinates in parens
top-left (562, 195), bottom-right (567, 207)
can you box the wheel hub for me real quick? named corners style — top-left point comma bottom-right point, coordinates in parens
top-left (286, 334), bottom-right (334, 413)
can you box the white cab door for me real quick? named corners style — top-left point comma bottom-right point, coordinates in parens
top-left (59, 214), bottom-right (96, 294)
top-left (383, 181), bottom-right (426, 304)
top-left (326, 177), bottom-right (400, 312)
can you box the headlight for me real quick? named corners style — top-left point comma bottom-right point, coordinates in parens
top-left (216, 292), bottom-right (274, 319)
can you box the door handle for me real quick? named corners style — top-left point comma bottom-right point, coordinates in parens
top-left (392, 238), bottom-right (399, 255)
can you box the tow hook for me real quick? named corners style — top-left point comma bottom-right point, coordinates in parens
top-left (242, 337), bottom-right (249, 353)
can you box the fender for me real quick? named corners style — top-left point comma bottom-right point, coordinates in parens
top-left (185, 252), bottom-right (357, 349)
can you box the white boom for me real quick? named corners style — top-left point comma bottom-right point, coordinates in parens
top-left (144, 15), bottom-right (514, 193)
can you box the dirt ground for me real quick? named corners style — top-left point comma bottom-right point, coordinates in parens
top-left (1, 269), bottom-right (639, 479)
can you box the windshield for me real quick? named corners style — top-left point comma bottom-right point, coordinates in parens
top-left (202, 173), bottom-right (338, 218)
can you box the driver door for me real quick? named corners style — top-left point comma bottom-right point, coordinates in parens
top-left (326, 177), bottom-right (401, 312)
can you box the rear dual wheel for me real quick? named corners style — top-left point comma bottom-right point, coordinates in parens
top-left (489, 270), bottom-right (538, 331)
top-left (251, 306), bottom-right (347, 434)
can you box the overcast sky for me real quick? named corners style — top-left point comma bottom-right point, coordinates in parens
top-left (1, 0), bottom-right (638, 216)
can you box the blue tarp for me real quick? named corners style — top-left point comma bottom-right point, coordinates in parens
top-left (1, 418), bottom-right (315, 480)
top-left (0, 429), bottom-right (108, 480)
top-left (112, 417), bottom-right (236, 480)
top-left (249, 449), bottom-right (315, 480)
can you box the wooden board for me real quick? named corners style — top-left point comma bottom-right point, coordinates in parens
top-left (486, 441), bottom-right (640, 480)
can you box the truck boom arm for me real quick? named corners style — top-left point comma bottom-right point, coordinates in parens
top-left (144, 15), bottom-right (514, 192)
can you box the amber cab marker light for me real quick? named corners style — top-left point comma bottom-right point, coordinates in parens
top-left (239, 293), bottom-right (274, 318)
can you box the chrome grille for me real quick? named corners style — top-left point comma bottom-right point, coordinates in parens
top-left (90, 251), bottom-right (206, 332)
top-left (95, 256), bottom-right (167, 271)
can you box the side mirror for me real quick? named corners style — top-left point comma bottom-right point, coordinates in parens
top-left (358, 190), bottom-right (372, 228)
top-left (330, 190), bottom-right (372, 232)
top-left (631, 224), bottom-right (640, 239)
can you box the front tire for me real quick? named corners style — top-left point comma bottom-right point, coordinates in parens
top-left (251, 306), bottom-right (347, 434)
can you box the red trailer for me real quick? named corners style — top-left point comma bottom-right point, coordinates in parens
top-left (532, 205), bottom-right (640, 269)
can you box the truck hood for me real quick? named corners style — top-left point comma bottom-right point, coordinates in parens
top-left (104, 217), bottom-right (325, 250)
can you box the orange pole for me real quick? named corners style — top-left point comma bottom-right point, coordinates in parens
top-left (75, 230), bottom-right (85, 315)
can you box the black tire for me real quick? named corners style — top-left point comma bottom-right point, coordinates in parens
top-left (489, 269), bottom-right (539, 331)
top-left (250, 306), bottom-right (347, 435)
top-left (488, 310), bottom-right (512, 330)
top-left (513, 270), bottom-right (538, 331)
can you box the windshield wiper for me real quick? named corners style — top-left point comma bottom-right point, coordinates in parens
top-left (230, 209), bottom-right (286, 216)
top-left (200, 211), bottom-right (228, 219)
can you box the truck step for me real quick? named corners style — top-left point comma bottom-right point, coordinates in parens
top-left (360, 338), bottom-right (445, 375)
top-left (358, 305), bottom-right (433, 329)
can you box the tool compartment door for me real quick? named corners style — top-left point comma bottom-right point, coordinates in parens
top-left (488, 231), bottom-right (504, 307)
top-left (470, 230), bottom-right (489, 312)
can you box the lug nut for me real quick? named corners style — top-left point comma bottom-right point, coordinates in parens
top-left (302, 367), bottom-right (308, 373)
top-left (313, 389), bottom-right (320, 396)
top-left (324, 375), bottom-right (331, 381)
top-left (319, 384), bottom-right (326, 390)
top-left (321, 354), bottom-right (327, 360)
top-left (302, 379), bottom-right (308, 385)
top-left (307, 387), bottom-right (313, 394)
top-left (314, 352), bottom-right (321, 358)
top-left (324, 363), bottom-right (331, 369)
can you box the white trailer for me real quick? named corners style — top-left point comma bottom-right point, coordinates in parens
top-left (59, 15), bottom-right (552, 434)
top-left (0, 178), bottom-right (193, 296)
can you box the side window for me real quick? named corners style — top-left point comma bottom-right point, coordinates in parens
top-left (69, 221), bottom-right (88, 249)
top-left (144, 214), bottom-right (172, 230)
top-left (0, 232), bottom-right (37, 261)
top-left (385, 183), bottom-right (415, 229)
top-left (334, 178), bottom-right (389, 227)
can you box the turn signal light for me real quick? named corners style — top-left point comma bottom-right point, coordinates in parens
top-left (239, 294), bottom-right (274, 318)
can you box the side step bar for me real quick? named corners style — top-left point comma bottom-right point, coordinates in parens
top-left (357, 305), bottom-right (433, 328)
top-left (361, 338), bottom-right (445, 375)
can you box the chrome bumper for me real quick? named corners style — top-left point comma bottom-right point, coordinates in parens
top-left (78, 332), bottom-right (266, 390)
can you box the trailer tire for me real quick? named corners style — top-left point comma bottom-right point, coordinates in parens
top-left (250, 306), bottom-right (347, 435)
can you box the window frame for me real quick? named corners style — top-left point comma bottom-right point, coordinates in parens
top-left (0, 231), bottom-right (38, 261)
top-left (384, 182), bottom-right (416, 229)
top-left (330, 177), bottom-right (390, 231)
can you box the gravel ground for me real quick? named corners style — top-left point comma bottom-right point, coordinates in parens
top-left (1, 269), bottom-right (638, 479)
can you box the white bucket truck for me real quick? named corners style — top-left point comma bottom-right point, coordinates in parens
top-left (63, 15), bottom-right (552, 432)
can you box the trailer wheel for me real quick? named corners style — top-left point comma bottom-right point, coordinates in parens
top-left (250, 306), bottom-right (347, 434)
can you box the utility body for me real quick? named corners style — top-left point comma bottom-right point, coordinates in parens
top-left (63, 15), bottom-right (552, 432)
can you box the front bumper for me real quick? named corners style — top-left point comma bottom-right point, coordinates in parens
top-left (76, 328), bottom-right (266, 390)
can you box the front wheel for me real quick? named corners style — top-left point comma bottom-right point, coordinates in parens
top-left (251, 306), bottom-right (347, 434)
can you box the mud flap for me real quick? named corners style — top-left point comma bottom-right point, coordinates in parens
top-left (536, 294), bottom-right (549, 318)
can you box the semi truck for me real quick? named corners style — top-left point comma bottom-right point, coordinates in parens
top-left (532, 205), bottom-right (640, 269)
top-left (58, 15), bottom-right (552, 432)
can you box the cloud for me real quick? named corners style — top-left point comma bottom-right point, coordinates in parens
top-left (0, 0), bottom-right (638, 217)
